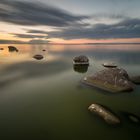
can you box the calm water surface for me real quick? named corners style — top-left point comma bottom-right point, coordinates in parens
top-left (0, 44), bottom-right (140, 140)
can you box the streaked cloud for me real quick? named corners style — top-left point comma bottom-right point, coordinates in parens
top-left (0, 0), bottom-right (88, 27)
top-left (13, 33), bottom-right (48, 39)
top-left (45, 18), bottom-right (140, 39)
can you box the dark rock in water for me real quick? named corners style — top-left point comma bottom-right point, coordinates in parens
top-left (8, 46), bottom-right (18, 52)
top-left (83, 68), bottom-right (133, 93)
top-left (88, 103), bottom-right (120, 125)
top-left (102, 62), bottom-right (117, 68)
top-left (128, 115), bottom-right (140, 123)
top-left (0, 48), bottom-right (4, 50)
top-left (73, 64), bottom-right (89, 73)
top-left (130, 76), bottom-right (140, 84)
top-left (33, 54), bottom-right (44, 60)
top-left (73, 55), bottom-right (89, 65)
top-left (122, 112), bottom-right (140, 124)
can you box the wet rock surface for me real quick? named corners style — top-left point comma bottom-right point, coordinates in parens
top-left (73, 55), bottom-right (89, 65)
top-left (8, 46), bottom-right (18, 52)
top-left (83, 68), bottom-right (133, 92)
top-left (33, 54), bottom-right (44, 60)
top-left (130, 76), bottom-right (140, 84)
top-left (88, 103), bottom-right (121, 125)
top-left (102, 62), bottom-right (117, 68)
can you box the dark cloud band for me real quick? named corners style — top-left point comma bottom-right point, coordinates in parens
top-left (46, 18), bottom-right (140, 39)
top-left (0, 0), bottom-right (88, 27)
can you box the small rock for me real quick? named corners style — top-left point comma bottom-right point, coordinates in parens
top-left (33, 54), bottom-right (44, 60)
top-left (122, 112), bottom-right (140, 124)
top-left (88, 103), bottom-right (120, 125)
top-left (0, 48), bottom-right (4, 50)
top-left (102, 62), bottom-right (117, 68)
top-left (8, 46), bottom-right (18, 52)
top-left (73, 55), bottom-right (89, 65)
top-left (42, 49), bottom-right (46, 51)
top-left (130, 76), bottom-right (140, 84)
top-left (128, 115), bottom-right (140, 123)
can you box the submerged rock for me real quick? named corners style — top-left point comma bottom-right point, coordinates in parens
top-left (88, 103), bottom-right (120, 125)
top-left (130, 76), bottom-right (140, 84)
top-left (102, 62), bottom-right (117, 68)
top-left (73, 64), bottom-right (89, 73)
top-left (0, 48), bottom-right (4, 50)
top-left (8, 46), bottom-right (18, 52)
top-left (73, 55), bottom-right (89, 65)
top-left (122, 112), bottom-right (140, 124)
top-left (83, 68), bottom-right (133, 93)
top-left (33, 54), bottom-right (44, 60)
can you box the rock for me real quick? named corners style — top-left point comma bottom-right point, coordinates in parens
top-left (8, 46), bottom-right (18, 52)
top-left (128, 115), bottom-right (140, 123)
top-left (33, 54), bottom-right (44, 60)
top-left (130, 76), bottom-right (140, 84)
top-left (102, 62), bottom-right (117, 68)
top-left (122, 112), bottom-right (140, 124)
top-left (73, 55), bottom-right (89, 65)
top-left (88, 103), bottom-right (120, 125)
top-left (73, 64), bottom-right (88, 73)
top-left (42, 49), bottom-right (46, 51)
top-left (83, 68), bottom-right (133, 92)
top-left (0, 48), bottom-right (4, 50)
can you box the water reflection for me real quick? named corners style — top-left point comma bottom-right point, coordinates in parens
top-left (0, 44), bottom-right (140, 140)
top-left (73, 64), bottom-right (89, 73)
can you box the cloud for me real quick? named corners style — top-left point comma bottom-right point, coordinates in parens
top-left (27, 30), bottom-right (48, 34)
top-left (0, 39), bottom-right (26, 44)
top-left (46, 18), bottom-right (140, 39)
top-left (0, 0), bottom-right (88, 27)
top-left (13, 33), bottom-right (48, 39)
top-left (28, 39), bottom-right (49, 44)
top-left (0, 39), bottom-right (49, 44)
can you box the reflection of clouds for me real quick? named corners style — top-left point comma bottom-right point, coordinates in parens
top-left (0, 59), bottom-right (70, 89)
top-left (52, 47), bottom-right (140, 65)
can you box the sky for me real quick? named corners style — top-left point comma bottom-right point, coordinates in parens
top-left (0, 0), bottom-right (140, 44)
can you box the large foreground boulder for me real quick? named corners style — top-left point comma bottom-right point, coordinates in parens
top-left (73, 55), bottom-right (89, 65)
top-left (88, 103), bottom-right (120, 125)
top-left (83, 68), bottom-right (133, 93)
